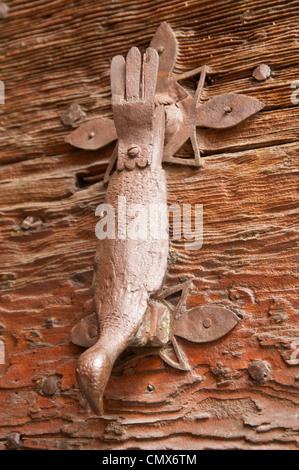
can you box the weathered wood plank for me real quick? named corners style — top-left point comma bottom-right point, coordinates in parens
top-left (0, 0), bottom-right (298, 451)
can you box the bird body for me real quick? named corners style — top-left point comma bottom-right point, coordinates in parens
top-left (77, 165), bottom-right (168, 414)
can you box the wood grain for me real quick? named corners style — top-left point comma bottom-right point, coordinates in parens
top-left (0, 0), bottom-right (298, 450)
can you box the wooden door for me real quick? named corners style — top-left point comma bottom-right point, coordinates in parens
top-left (0, 0), bottom-right (298, 450)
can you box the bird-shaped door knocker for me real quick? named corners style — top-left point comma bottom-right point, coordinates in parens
top-left (66, 22), bottom-right (265, 415)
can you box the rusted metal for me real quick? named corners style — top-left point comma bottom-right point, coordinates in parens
top-left (75, 47), bottom-right (168, 415)
top-left (173, 305), bottom-right (239, 343)
top-left (248, 360), bottom-right (271, 381)
top-left (40, 376), bottom-right (60, 396)
top-left (6, 433), bottom-right (21, 451)
top-left (67, 23), bottom-right (264, 415)
top-left (72, 282), bottom-right (240, 372)
top-left (252, 63), bottom-right (271, 81)
top-left (66, 22), bottom-right (265, 168)
top-left (61, 102), bottom-right (85, 127)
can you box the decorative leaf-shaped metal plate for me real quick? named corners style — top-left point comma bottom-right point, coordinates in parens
top-left (173, 305), bottom-right (239, 343)
top-left (70, 312), bottom-right (98, 348)
top-left (65, 117), bottom-right (117, 150)
top-left (196, 93), bottom-right (265, 129)
top-left (150, 21), bottom-right (178, 79)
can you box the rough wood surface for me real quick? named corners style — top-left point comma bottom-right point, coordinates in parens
top-left (0, 0), bottom-right (298, 450)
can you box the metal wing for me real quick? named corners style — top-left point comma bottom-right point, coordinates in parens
top-left (196, 93), bottom-right (265, 129)
top-left (65, 117), bottom-right (117, 150)
top-left (173, 305), bottom-right (240, 343)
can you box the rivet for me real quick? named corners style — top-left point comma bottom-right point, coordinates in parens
top-left (203, 318), bottom-right (212, 328)
top-left (224, 106), bottom-right (232, 113)
top-left (89, 131), bottom-right (95, 139)
top-left (157, 46), bottom-right (164, 54)
top-left (127, 145), bottom-right (140, 158)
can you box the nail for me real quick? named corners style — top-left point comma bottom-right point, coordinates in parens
top-left (147, 384), bottom-right (155, 392)
top-left (61, 103), bottom-right (84, 127)
top-left (36, 376), bottom-right (60, 396)
top-left (252, 64), bottom-right (271, 81)
top-left (6, 433), bottom-right (21, 450)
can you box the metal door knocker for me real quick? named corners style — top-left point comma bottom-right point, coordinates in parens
top-left (66, 22), bottom-right (265, 415)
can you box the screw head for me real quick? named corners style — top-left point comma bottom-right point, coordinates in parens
top-left (61, 102), bottom-right (84, 127)
top-left (147, 384), bottom-right (155, 392)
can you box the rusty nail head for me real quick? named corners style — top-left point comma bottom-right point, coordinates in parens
top-left (248, 360), bottom-right (270, 381)
top-left (6, 432), bottom-right (21, 450)
top-left (127, 145), bottom-right (140, 158)
top-left (252, 64), bottom-right (271, 81)
top-left (69, 22), bottom-right (266, 415)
